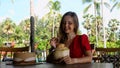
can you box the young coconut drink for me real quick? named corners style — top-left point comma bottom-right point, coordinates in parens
top-left (54, 44), bottom-right (70, 60)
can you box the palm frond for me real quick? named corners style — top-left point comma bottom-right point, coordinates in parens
top-left (83, 4), bottom-right (92, 14)
top-left (96, 3), bottom-right (100, 15)
top-left (110, 2), bottom-right (118, 12)
top-left (82, 0), bottom-right (92, 4)
top-left (104, 2), bottom-right (111, 9)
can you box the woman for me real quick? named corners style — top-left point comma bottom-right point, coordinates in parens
top-left (48, 11), bottom-right (92, 64)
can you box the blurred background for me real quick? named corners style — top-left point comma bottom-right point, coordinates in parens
top-left (0, 0), bottom-right (120, 51)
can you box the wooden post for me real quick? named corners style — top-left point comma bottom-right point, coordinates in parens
top-left (30, 16), bottom-right (35, 52)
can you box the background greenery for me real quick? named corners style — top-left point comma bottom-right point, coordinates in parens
top-left (0, 0), bottom-right (120, 50)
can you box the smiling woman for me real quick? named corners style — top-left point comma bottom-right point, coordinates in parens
top-left (47, 11), bottom-right (92, 64)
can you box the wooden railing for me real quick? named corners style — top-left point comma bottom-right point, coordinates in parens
top-left (93, 48), bottom-right (120, 68)
top-left (0, 47), bottom-right (29, 52)
top-left (0, 46), bottom-right (29, 61)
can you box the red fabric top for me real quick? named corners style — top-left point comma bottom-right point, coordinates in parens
top-left (69, 34), bottom-right (91, 58)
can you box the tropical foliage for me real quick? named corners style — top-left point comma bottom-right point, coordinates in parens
top-left (82, 0), bottom-right (120, 48)
top-left (0, 0), bottom-right (120, 50)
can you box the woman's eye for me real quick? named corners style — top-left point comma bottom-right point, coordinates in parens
top-left (68, 22), bottom-right (73, 25)
top-left (63, 21), bottom-right (73, 25)
top-left (63, 22), bottom-right (66, 25)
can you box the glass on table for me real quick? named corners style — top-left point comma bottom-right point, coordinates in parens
top-left (36, 50), bottom-right (46, 63)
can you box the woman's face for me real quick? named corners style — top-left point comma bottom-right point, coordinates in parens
top-left (63, 15), bottom-right (75, 34)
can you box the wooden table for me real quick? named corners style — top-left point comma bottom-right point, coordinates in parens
top-left (0, 62), bottom-right (113, 68)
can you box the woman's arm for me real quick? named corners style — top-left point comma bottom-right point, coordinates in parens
top-left (62, 50), bottom-right (92, 64)
top-left (72, 50), bottom-right (92, 64)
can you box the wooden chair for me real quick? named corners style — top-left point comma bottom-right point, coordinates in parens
top-left (90, 44), bottom-right (96, 55)
top-left (0, 46), bottom-right (29, 62)
top-left (93, 48), bottom-right (120, 68)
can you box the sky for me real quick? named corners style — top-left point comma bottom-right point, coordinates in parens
top-left (0, 0), bottom-right (120, 34)
top-left (0, 0), bottom-right (30, 24)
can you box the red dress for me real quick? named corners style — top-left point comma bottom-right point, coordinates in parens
top-left (69, 34), bottom-right (91, 58)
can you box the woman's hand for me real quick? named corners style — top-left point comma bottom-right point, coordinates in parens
top-left (61, 56), bottom-right (73, 64)
top-left (50, 37), bottom-right (58, 48)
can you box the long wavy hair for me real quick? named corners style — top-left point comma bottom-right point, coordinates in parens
top-left (58, 11), bottom-right (79, 43)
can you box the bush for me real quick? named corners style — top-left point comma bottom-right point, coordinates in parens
top-left (115, 40), bottom-right (120, 47)
top-left (96, 41), bottom-right (119, 48)
top-left (37, 39), bottom-right (49, 50)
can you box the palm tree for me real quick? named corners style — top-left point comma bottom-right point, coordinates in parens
top-left (101, 0), bottom-right (120, 47)
top-left (14, 26), bottom-right (23, 42)
top-left (82, 0), bottom-right (111, 47)
top-left (20, 19), bottom-right (30, 43)
top-left (47, 0), bottom-right (61, 37)
top-left (2, 18), bottom-right (15, 46)
top-left (82, 0), bottom-right (100, 47)
top-left (82, 14), bottom-right (93, 36)
top-left (82, 14), bottom-right (103, 45)
top-left (108, 19), bottom-right (120, 41)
